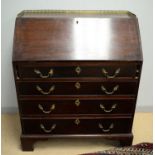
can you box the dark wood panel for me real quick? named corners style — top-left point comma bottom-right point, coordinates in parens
top-left (18, 64), bottom-right (137, 79)
top-left (20, 99), bottom-right (135, 115)
top-left (22, 118), bottom-right (132, 134)
top-left (20, 133), bottom-right (133, 151)
top-left (13, 11), bottom-right (142, 61)
top-left (14, 61), bottom-right (141, 66)
top-left (17, 81), bottom-right (138, 95)
top-left (19, 95), bottom-right (135, 100)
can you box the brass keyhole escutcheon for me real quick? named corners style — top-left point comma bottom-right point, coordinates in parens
top-left (74, 119), bottom-right (80, 125)
top-left (75, 66), bottom-right (81, 75)
top-left (75, 99), bottom-right (80, 107)
top-left (75, 82), bottom-right (81, 89)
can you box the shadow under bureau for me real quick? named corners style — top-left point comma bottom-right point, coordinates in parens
top-left (12, 10), bottom-right (143, 151)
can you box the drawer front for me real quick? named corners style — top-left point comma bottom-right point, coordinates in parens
top-left (17, 82), bottom-right (137, 95)
top-left (20, 99), bottom-right (135, 115)
top-left (22, 118), bottom-right (132, 134)
top-left (17, 64), bottom-right (138, 79)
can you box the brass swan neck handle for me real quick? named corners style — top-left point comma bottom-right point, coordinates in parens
top-left (36, 85), bottom-right (55, 95)
top-left (98, 123), bottom-right (114, 132)
top-left (100, 104), bottom-right (117, 113)
top-left (102, 68), bottom-right (120, 79)
top-left (101, 85), bottom-right (119, 95)
top-left (34, 69), bottom-right (54, 78)
top-left (40, 124), bottom-right (56, 133)
top-left (38, 104), bottom-right (55, 114)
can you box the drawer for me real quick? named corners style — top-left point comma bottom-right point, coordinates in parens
top-left (22, 118), bottom-right (132, 134)
top-left (20, 99), bottom-right (135, 115)
top-left (16, 63), bottom-right (138, 79)
top-left (17, 81), bottom-right (138, 95)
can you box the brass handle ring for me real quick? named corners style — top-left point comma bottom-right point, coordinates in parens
top-left (36, 85), bottom-right (55, 95)
top-left (40, 124), bottom-right (56, 133)
top-left (38, 104), bottom-right (55, 114)
top-left (98, 123), bottom-right (114, 132)
top-left (100, 104), bottom-right (117, 113)
top-left (101, 85), bottom-right (119, 95)
top-left (34, 69), bottom-right (54, 78)
top-left (102, 68), bottom-right (120, 79)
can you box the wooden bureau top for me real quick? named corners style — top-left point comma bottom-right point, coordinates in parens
top-left (13, 10), bottom-right (143, 61)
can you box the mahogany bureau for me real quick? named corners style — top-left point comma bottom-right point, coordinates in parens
top-left (12, 10), bottom-right (143, 151)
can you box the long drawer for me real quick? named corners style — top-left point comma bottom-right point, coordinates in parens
top-left (20, 99), bottom-right (135, 115)
top-left (22, 117), bottom-right (132, 134)
top-left (17, 63), bottom-right (138, 79)
top-left (17, 81), bottom-right (138, 95)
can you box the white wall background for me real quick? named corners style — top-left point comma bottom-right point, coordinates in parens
top-left (1, 0), bottom-right (153, 112)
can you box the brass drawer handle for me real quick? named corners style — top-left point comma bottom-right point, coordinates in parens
top-left (100, 104), bottom-right (117, 113)
top-left (40, 123), bottom-right (56, 133)
top-left (102, 68), bottom-right (120, 79)
top-left (98, 123), bottom-right (114, 132)
top-left (75, 66), bottom-right (81, 75)
top-left (101, 85), bottom-right (119, 95)
top-left (38, 104), bottom-right (55, 114)
top-left (34, 69), bottom-right (54, 78)
top-left (74, 119), bottom-right (80, 125)
top-left (75, 82), bottom-right (81, 89)
top-left (36, 85), bottom-right (55, 95)
top-left (75, 99), bottom-right (80, 107)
